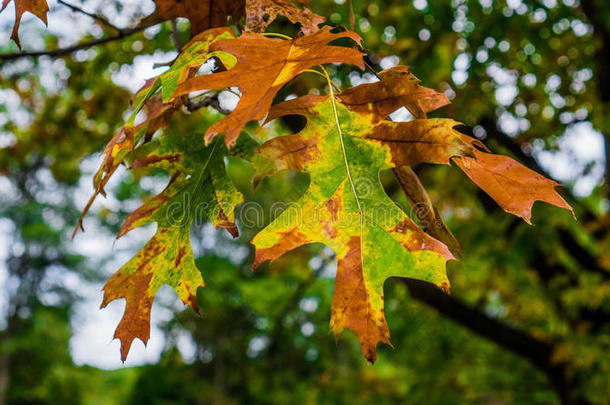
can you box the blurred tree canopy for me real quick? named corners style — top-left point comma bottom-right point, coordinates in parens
top-left (0, 1), bottom-right (609, 404)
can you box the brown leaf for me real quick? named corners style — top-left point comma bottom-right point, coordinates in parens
top-left (338, 65), bottom-right (449, 121)
top-left (2, 0), bottom-right (48, 48)
top-left (98, 92), bottom-right (178, 191)
top-left (172, 26), bottom-right (363, 147)
top-left (245, 0), bottom-right (324, 34)
top-left (141, 0), bottom-right (245, 36)
top-left (453, 149), bottom-right (575, 224)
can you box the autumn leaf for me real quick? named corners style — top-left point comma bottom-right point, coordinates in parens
top-left (74, 28), bottom-right (233, 236)
top-left (340, 66), bottom-right (573, 224)
top-left (103, 132), bottom-right (255, 361)
top-left (158, 27), bottom-right (237, 102)
top-left (73, 88), bottom-right (179, 236)
top-left (245, 0), bottom-right (324, 35)
top-left (251, 87), bottom-right (575, 361)
top-left (453, 149), bottom-right (574, 224)
top-left (102, 226), bottom-right (201, 362)
top-left (251, 94), bottom-right (459, 362)
top-left (171, 26), bottom-right (364, 147)
top-left (140, 0), bottom-right (245, 37)
top-left (1, 0), bottom-right (48, 48)
top-left (338, 65), bottom-right (450, 122)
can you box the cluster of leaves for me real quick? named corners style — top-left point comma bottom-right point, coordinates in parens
top-left (3, 0), bottom-right (574, 363)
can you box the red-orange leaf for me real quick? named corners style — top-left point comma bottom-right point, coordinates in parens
top-left (171, 26), bottom-right (364, 147)
top-left (453, 149), bottom-right (575, 224)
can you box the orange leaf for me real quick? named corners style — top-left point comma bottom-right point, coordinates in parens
top-left (101, 227), bottom-right (202, 362)
top-left (453, 149), bottom-right (575, 224)
top-left (172, 26), bottom-right (364, 147)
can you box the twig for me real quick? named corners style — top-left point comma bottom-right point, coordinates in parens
top-left (170, 19), bottom-right (182, 52)
top-left (57, 0), bottom-right (120, 31)
top-left (0, 26), bottom-right (147, 61)
top-left (363, 55), bottom-right (381, 79)
top-left (185, 94), bottom-right (232, 115)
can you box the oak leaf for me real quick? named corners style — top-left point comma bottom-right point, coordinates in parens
top-left (245, 0), bottom-right (324, 35)
top-left (453, 149), bottom-right (574, 224)
top-left (251, 95), bottom-right (461, 362)
top-left (339, 66), bottom-right (458, 255)
top-left (73, 87), bottom-right (180, 236)
top-left (171, 26), bottom-right (364, 147)
top-left (103, 133), bottom-right (254, 361)
top-left (1, 0), bottom-right (48, 48)
top-left (251, 91), bottom-right (574, 361)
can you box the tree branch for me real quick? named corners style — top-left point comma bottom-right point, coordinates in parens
top-left (170, 19), bottom-right (182, 52)
top-left (402, 278), bottom-right (590, 405)
top-left (0, 26), bottom-right (148, 62)
top-left (57, 0), bottom-right (120, 31)
top-left (579, 0), bottom-right (610, 200)
top-left (184, 94), bottom-right (232, 115)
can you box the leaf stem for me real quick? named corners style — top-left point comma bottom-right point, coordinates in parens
top-left (303, 69), bottom-right (341, 92)
top-left (57, 0), bottom-right (120, 31)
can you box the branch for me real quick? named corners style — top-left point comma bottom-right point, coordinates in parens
top-left (184, 94), bottom-right (232, 115)
top-left (392, 166), bottom-right (461, 258)
top-left (170, 19), bottom-right (182, 52)
top-left (402, 278), bottom-right (590, 405)
top-left (578, 0), bottom-right (610, 200)
top-left (57, 0), bottom-right (120, 31)
top-left (0, 26), bottom-right (148, 62)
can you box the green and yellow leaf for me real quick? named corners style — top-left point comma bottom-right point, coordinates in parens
top-left (103, 133), bottom-right (255, 361)
top-left (251, 94), bottom-right (458, 362)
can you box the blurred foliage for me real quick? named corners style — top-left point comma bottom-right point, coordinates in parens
top-left (0, 0), bottom-right (609, 404)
